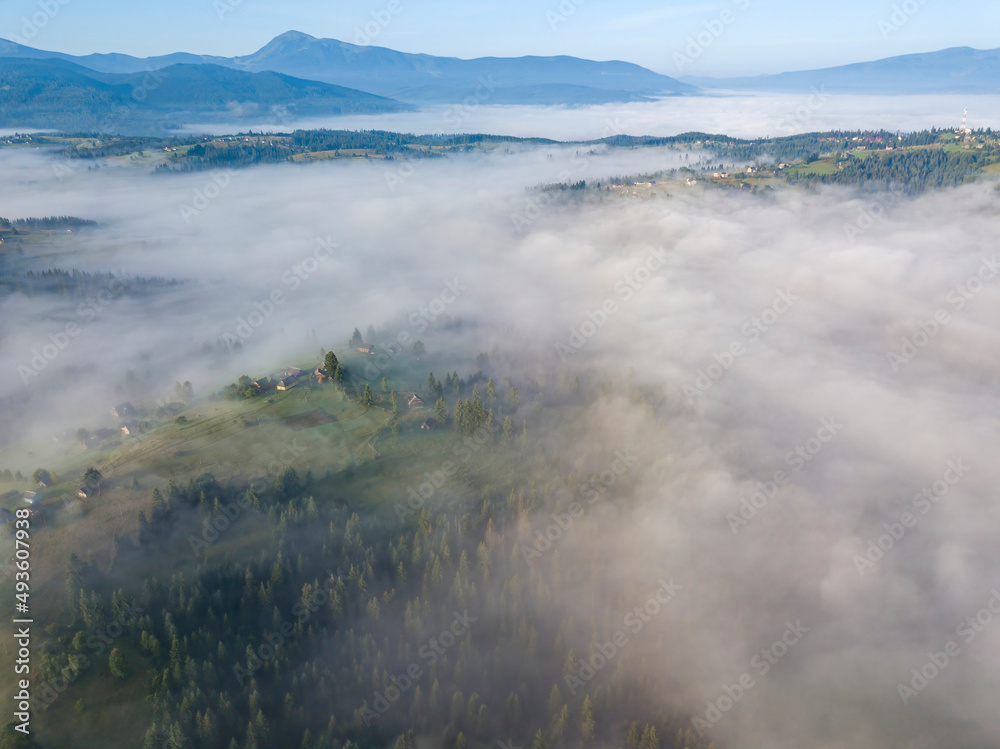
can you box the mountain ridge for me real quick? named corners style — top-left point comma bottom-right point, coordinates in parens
top-left (682, 46), bottom-right (1000, 94)
top-left (0, 57), bottom-right (410, 133)
top-left (0, 32), bottom-right (695, 104)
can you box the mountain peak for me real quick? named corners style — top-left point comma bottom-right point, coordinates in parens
top-left (271, 30), bottom-right (317, 43)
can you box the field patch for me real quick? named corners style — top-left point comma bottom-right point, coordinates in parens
top-left (281, 410), bottom-right (339, 429)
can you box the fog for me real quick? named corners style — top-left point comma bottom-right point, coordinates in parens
top-left (2, 132), bottom-right (1000, 748)
top-left (176, 93), bottom-right (1000, 140)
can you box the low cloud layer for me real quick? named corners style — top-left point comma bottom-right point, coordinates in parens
top-left (2, 137), bottom-right (999, 748)
top-left (177, 93), bottom-right (1000, 140)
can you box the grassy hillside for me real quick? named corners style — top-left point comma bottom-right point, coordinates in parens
top-left (0, 337), bottom-right (698, 749)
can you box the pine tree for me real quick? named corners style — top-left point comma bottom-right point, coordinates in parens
top-left (547, 685), bottom-right (563, 721)
top-left (501, 416), bottom-right (513, 447)
top-left (434, 397), bottom-right (449, 424)
top-left (324, 350), bottom-right (339, 376)
top-left (639, 725), bottom-right (659, 749)
top-left (562, 650), bottom-right (579, 680)
top-left (626, 722), bottom-right (640, 748)
top-left (109, 648), bottom-right (127, 677)
top-left (549, 704), bottom-right (569, 745)
top-left (476, 541), bottom-right (491, 579)
top-left (579, 696), bottom-right (595, 742)
top-left (363, 385), bottom-right (373, 408)
top-left (506, 386), bottom-right (520, 412)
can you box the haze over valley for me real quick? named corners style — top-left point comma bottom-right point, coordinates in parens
top-left (1, 4), bottom-right (999, 749)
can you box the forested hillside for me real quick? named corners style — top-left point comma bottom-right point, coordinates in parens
top-left (7, 343), bottom-right (708, 749)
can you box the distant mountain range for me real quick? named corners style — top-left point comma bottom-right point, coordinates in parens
top-left (0, 31), bottom-right (695, 105)
top-left (1, 33), bottom-right (997, 134)
top-left (684, 47), bottom-right (1000, 94)
top-left (0, 58), bottom-right (408, 132)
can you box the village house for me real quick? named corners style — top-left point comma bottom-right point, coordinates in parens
top-left (421, 418), bottom-right (438, 430)
top-left (78, 485), bottom-right (97, 499)
top-left (408, 394), bottom-right (424, 409)
top-left (357, 344), bottom-right (376, 355)
top-left (23, 491), bottom-right (41, 505)
top-left (273, 367), bottom-right (305, 391)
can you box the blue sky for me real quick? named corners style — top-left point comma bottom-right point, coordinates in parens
top-left (4, 0), bottom-right (999, 77)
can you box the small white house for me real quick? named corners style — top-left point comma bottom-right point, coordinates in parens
top-left (23, 491), bottom-right (41, 504)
